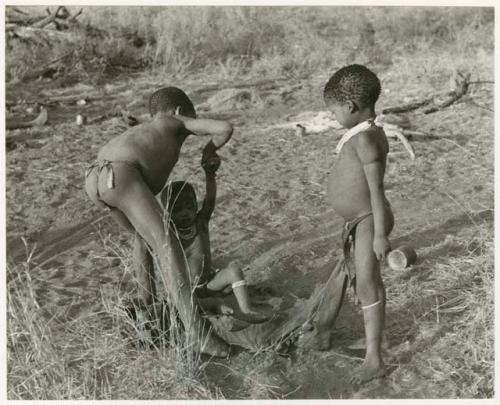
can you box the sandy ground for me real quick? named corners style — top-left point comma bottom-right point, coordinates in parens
top-left (6, 67), bottom-right (494, 398)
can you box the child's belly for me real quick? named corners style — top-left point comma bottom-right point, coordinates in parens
top-left (327, 159), bottom-right (373, 220)
top-left (185, 235), bottom-right (208, 281)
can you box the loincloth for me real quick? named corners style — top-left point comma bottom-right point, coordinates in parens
top-left (342, 212), bottom-right (373, 295)
top-left (85, 159), bottom-right (141, 209)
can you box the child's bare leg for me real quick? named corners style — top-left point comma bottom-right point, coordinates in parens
top-left (207, 262), bottom-right (268, 322)
top-left (99, 168), bottom-right (228, 356)
top-left (107, 209), bottom-right (157, 307)
top-left (350, 217), bottom-right (386, 385)
top-left (132, 234), bottom-right (157, 306)
top-left (207, 263), bottom-right (252, 311)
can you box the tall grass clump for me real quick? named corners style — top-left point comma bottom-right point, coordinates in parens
top-left (6, 234), bottom-right (217, 400)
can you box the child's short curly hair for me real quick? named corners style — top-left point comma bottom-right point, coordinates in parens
top-left (323, 64), bottom-right (381, 108)
top-left (149, 86), bottom-right (196, 118)
top-left (161, 181), bottom-right (197, 212)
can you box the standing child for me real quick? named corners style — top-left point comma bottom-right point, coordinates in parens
top-left (324, 65), bottom-right (394, 384)
top-left (84, 87), bottom-right (233, 357)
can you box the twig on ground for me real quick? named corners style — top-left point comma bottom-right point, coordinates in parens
top-left (464, 100), bottom-right (493, 113)
top-left (468, 80), bottom-right (494, 85)
top-left (439, 138), bottom-right (474, 156)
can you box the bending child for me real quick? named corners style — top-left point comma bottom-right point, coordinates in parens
top-left (324, 65), bottom-right (394, 385)
top-left (84, 86), bottom-right (233, 357)
top-left (161, 149), bottom-right (269, 325)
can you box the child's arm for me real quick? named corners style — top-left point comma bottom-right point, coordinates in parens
top-left (198, 150), bottom-right (221, 220)
top-left (174, 114), bottom-right (233, 149)
top-left (356, 132), bottom-right (391, 260)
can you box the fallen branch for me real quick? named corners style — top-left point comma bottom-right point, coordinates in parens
top-left (381, 71), bottom-right (473, 115)
top-left (424, 72), bottom-right (471, 114)
top-left (381, 97), bottom-right (434, 114)
top-left (55, 6), bottom-right (70, 20)
top-left (6, 107), bottom-right (48, 130)
top-left (68, 8), bottom-right (83, 22)
top-left (402, 130), bottom-right (439, 141)
top-left (469, 80), bottom-right (494, 85)
top-left (32, 6), bottom-right (64, 28)
top-left (8, 25), bottom-right (79, 46)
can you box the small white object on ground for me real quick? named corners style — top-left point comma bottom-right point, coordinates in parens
top-left (295, 124), bottom-right (306, 137)
top-left (76, 114), bottom-right (86, 126)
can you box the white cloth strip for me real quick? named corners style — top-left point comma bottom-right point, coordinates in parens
top-left (231, 280), bottom-right (247, 289)
top-left (335, 116), bottom-right (382, 155)
top-left (361, 300), bottom-right (382, 310)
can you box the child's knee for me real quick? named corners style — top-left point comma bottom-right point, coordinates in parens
top-left (356, 274), bottom-right (383, 302)
top-left (227, 261), bottom-right (244, 280)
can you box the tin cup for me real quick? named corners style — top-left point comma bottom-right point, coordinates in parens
top-left (387, 245), bottom-right (417, 271)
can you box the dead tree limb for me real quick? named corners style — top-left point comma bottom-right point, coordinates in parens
top-left (55, 6), bottom-right (70, 20)
top-left (424, 73), bottom-right (471, 114)
top-left (11, 7), bottom-right (29, 15)
top-left (381, 97), bottom-right (434, 114)
top-left (381, 72), bottom-right (472, 115)
top-left (8, 26), bottom-right (78, 46)
top-left (68, 8), bottom-right (83, 22)
top-left (6, 107), bottom-right (48, 130)
top-left (469, 80), bottom-right (494, 85)
top-left (32, 6), bottom-right (64, 28)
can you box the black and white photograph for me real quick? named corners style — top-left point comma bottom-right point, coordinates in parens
top-left (3, 1), bottom-right (495, 401)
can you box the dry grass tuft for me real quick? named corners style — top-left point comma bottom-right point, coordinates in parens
top-left (6, 236), bottom-right (216, 400)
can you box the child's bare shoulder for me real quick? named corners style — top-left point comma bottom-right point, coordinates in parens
top-left (150, 114), bottom-right (184, 133)
top-left (355, 127), bottom-right (388, 159)
top-left (357, 126), bottom-right (386, 145)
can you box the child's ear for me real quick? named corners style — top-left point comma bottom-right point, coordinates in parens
top-left (346, 100), bottom-right (357, 113)
top-left (174, 106), bottom-right (182, 115)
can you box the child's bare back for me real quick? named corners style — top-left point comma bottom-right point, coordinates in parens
top-left (96, 116), bottom-right (186, 194)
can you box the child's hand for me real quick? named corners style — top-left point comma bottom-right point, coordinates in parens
top-left (373, 236), bottom-right (391, 261)
top-left (202, 141), bottom-right (221, 173)
top-left (202, 154), bottom-right (221, 173)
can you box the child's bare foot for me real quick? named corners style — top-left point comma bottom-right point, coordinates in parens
top-left (348, 359), bottom-right (386, 386)
top-left (347, 334), bottom-right (389, 351)
top-left (199, 333), bottom-right (230, 358)
top-left (237, 309), bottom-right (269, 324)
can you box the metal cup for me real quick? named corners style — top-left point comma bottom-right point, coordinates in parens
top-left (388, 245), bottom-right (417, 270)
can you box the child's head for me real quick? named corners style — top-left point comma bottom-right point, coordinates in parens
top-left (323, 64), bottom-right (381, 127)
top-left (163, 181), bottom-right (198, 228)
top-left (149, 87), bottom-right (196, 118)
